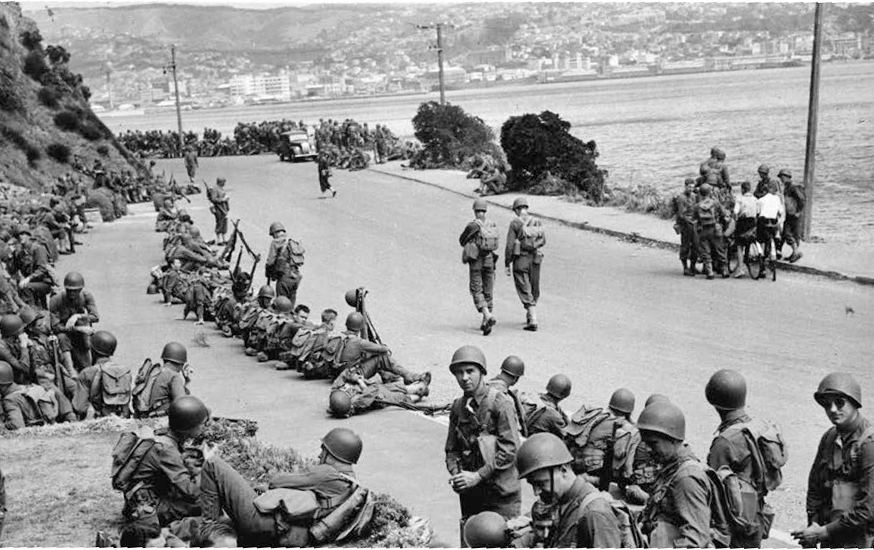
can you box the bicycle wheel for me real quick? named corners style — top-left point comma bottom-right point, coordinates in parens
top-left (728, 241), bottom-right (741, 274)
top-left (770, 258), bottom-right (777, 282)
top-left (745, 244), bottom-right (764, 280)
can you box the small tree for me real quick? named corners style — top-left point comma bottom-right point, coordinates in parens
top-left (410, 101), bottom-right (502, 169)
top-left (46, 143), bottom-right (71, 163)
top-left (19, 29), bottom-right (43, 51)
top-left (45, 45), bottom-right (71, 66)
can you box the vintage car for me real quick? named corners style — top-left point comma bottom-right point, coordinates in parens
top-left (278, 130), bottom-right (317, 162)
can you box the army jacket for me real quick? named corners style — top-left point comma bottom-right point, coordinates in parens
top-left (549, 477), bottom-right (622, 548)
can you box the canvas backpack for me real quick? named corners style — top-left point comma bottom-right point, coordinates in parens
top-left (697, 198), bottom-right (718, 227)
top-left (95, 361), bottom-right (133, 408)
top-left (475, 219), bottom-right (500, 252)
top-left (16, 384), bottom-right (59, 426)
top-left (110, 426), bottom-right (174, 496)
top-left (279, 238), bottom-right (305, 268)
top-left (723, 418), bottom-right (788, 494)
top-left (131, 359), bottom-right (165, 417)
top-left (579, 490), bottom-right (645, 548)
top-left (565, 406), bottom-right (617, 473)
top-left (519, 217), bottom-right (544, 251)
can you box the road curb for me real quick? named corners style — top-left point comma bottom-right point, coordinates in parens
top-left (369, 166), bottom-right (873, 287)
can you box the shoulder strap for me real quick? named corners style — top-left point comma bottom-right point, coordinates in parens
top-left (579, 489), bottom-right (605, 512)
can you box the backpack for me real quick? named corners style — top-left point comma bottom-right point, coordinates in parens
top-left (95, 361), bottom-right (133, 408)
top-left (131, 359), bottom-right (165, 416)
top-left (19, 385), bottom-right (59, 425)
top-left (475, 220), bottom-right (500, 252)
top-left (705, 465), bottom-right (754, 544)
top-left (519, 217), bottom-right (544, 251)
top-left (565, 406), bottom-right (616, 473)
top-left (579, 490), bottom-right (645, 548)
top-left (280, 238), bottom-right (305, 268)
top-left (111, 425), bottom-right (163, 494)
top-left (724, 418), bottom-right (788, 493)
top-left (697, 198), bottom-right (718, 227)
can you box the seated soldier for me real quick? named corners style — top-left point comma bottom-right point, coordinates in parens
top-left (246, 295), bottom-right (294, 360)
top-left (132, 342), bottom-right (190, 419)
top-left (83, 331), bottom-right (131, 418)
top-left (0, 360), bottom-right (68, 429)
top-left (524, 374), bottom-right (572, 439)
top-left (478, 165), bottom-right (507, 196)
top-left (263, 303), bottom-right (312, 362)
top-left (238, 286), bottom-right (275, 350)
top-left (213, 271), bottom-right (252, 337)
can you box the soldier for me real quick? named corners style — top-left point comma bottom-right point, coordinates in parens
top-left (460, 198), bottom-right (499, 335)
top-left (239, 285), bottom-right (275, 349)
top-left (753, 164), bottom-right (781, 200)
top-left (317, 151), bottom-right (336, 198)
top-left (779, 169), bottom-right (805, 263)
top-left (134, 342), bottom-right (190, 418)
top-left (700, 147), bottom-right (730, 189)
top-left (445, 345), bottom-right (521, 541)
top-left (0, 360), bottom-right (64, 429)
top-left (487, 356), bottom-right (526, 435)
top-left (695, 181), bottom-right (730, 279)
top-left (504, 197), bottom-right (545, 331)
top-left (85, 331), bottom-right (131, 418)
top-left (638, 401), bottom-right (714, 548)
top-left (792, 372), bottom-right (874, 548)
top-left (208, 177), bottom-right (230, 246)
top-left (328, 379), bottom-right (430, 418)
top-left (334, 311), bottom-right (429, 385)
top-left (49, 271), bottom-right (99, 371)
top-left (265, 222), bottom-right (303, 307)
top-left (674, 178), bottom-right (699, 276)
top-left (198, 427), bottom-right (368, 546)
top-left (10, 226), bottom-right (54, 308)
top-left (525, 374), bottom-right (571, 438)
top-left (512, 433), bottom-right (622, 548)
top-left (183, 147), bottom-right (198, 182)
top-left (706, 369), bottom-right (782, 548)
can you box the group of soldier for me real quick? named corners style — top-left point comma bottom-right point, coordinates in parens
top-left (674, 147), bottom-right (807, 279)
top-left (467, 153), bottom-right (509, 197)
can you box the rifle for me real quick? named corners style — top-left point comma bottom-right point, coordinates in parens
top-left (168, 174), bottom-right (191, 203)
top-left (353, 288), bottom-right (383, 346)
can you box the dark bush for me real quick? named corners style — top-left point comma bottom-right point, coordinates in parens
top-left (0, 68), bottom-right (23, 113)
top-left (80, 85), bottom-right (91, 101)
top-left (500, 110), bottom-right (608, 203)
top-left (26, 145), bottom-right (41, 165)
top-left (54, 111), bottom-right (80, 132)
top-left (46, 142), bottom-right (71, 163)
top-left (37, 86), bottom-right (61, 108)
top-left (79, 124), bottom-right (102, 141)
top-left (97, 144), bottom-right (110, 157)
top-left (19, 29), bottom-right (43, 51)
top-left (22, 50), bottom-right (49, 81)
top-left (410, 101), bottom-right (502, 169)
top-left (1, 126), bottom-right (29, 150)
top-left (45, 45), bottom-right (71, 66)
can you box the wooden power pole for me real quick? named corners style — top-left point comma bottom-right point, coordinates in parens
top-left (166, 45), bottom-right (184, 151)
top-left (417, 23), bottom-right (448, 104)
top-left (802, 3), bottom-right (824, 240)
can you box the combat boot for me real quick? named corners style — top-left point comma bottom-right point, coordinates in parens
top-left (244, 347), bottom-right (258, 356)
top-left (406, 380), bottom-right (429, 397)
top-left (524, 306), bottom-right (539, 331)
top-left (705, 263), bottom-right (715, 280)
top-left (682, 260), bottom-right (693, 277)
top-left (256, 351), bottom-right (269, 362)
top-left (722, 266), bottom-right (730, 279)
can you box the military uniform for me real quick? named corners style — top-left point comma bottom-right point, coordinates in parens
top-left (1, 382), bottom-right (59, 430)
top-left (504, 212), bottom-right (545, 326)
top-left (336, 331), bottom-right (422, 384)
top-left (10, 240), bottom-right (53, 308)
top-left (265, 238), bottom-right (302, 306)
top-left (49, 289), bottom-right (99, 371)
top-left (460, 219), bottom-right (497, 321)
top-left (525, 394), bottom-right (568, 439)
top-left (673, 188), bottom-right (699, 274)
top-left (140, 365), bottom-right (188, 417)
top-left (694, 190), bottom-right (730, 278)
top-left (487, 377), bottom-right (526, 436)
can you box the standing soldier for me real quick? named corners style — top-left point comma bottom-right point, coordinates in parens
top-left (183, 147), bottom-right (199, 183)
top-left (792, 372), bottom-right (874, 548)
top-left (317, 151), bottom-right (337, 198)
top-left (525, 374), bottom-right (571, 438)
top-left (674, 178), bottom-right (699, 276)
top-left (504, 197), bottom-right (545, 331)
top-left (695, 181), bottom-right (730, 280)
top-left (208, 177), bottom-right (230, 246)
top-left (779, 169), bottom-right (805, 263)
top-left (460, 198), bottom-right (499, 335)
top-left (265, 222), bottom-right (304, 307)
top-left (445, 345), bottom-right (521, 543)
top-left (49, 271), bottom-right (99, 371)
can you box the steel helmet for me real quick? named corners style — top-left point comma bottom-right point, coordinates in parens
top-left (757, 164), bottom-right (771, 174)
top-left (146, 283), bottom-right (159, 295)
top-left (168, 396), bottom-right (210, 432)
top-left (449, 345), bottom-right (487, 375)
top-left (715, 148), bottom-right (726, 161)
top-left (161, 342), bottom-right (188, 365)
top-left (273, 296), bottom-right (294, 314)
top-left (814, 372), bottom-right (862, 409)
top-left (0, 360), bottom-right (13, 385)
top-left (637, 401), bottom-right (686, 441)
top-left (268, 221), bottom-right (285, 236)
top-left (609, 388), bottom-right (636, 415)
top-left (472, 198), bottom-right (488, 212)
top-left (463, 511), bottom-right (508, 548)
top-left (545, 374), bottom-right (572, 400)
top-left (321, 427), bottom-right (363, 464)
top-left (512, 197), bottom-right (529, 210)
top-left (0, 314), bottom-right (25, 338)
top-left (516, 432), bottom-right (574, 479)
top-left (778, 168), bottom-right (793, 179)
top-left (216, 177), bottom-right (226, 186)
top-left (18, 306), bottom-right (41, 328)
top-left (645, 393), bottom-right (671, 407)
top-left (500, 356), bottom-right (525, 379)
top-left (699, 183), bottom-right (712, 197)
top-left (91, 330), bottom-right (118, 357)
top-left (257, 285), bottom-right (275, 299)
top-left (63, 271), bottom-right (85, 290)
top-left (344, 289), bottom-right (359, 307)
top-left (346, 312), bottom-right (365, 332)
top-left (705, 369), bottom-right (747, 410)
top-left (328, 390), bottom-right (353, 418)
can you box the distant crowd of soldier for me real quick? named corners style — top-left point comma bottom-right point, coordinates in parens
top-left (673, 147), bottom-right (807, 279)
top-left (467, 153), bottom-right (509, 197)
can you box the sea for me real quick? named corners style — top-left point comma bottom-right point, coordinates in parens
top-left (98, 60), bottom-right (874, 245)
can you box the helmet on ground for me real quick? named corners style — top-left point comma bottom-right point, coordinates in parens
top-left (146, 283), bottom-right (159, 295)
top-left (609, 388), bottom-right (636, 415)
top-left (344, 289), bottom-right (359, 307)
top-left (0, 361), bottom-right (13, 385)
top-left (814, 372), bottom-right (862, 409)
top-left (512, 197), bottom-right (529, 210)
top-left (161, 342), bottom-right (188, 365)
top-left (546, 374), bottom-right (572, 400)
top-left (346, 312), bottom-right (365, 332)
top-left (91, 330), bottom-right (118, 357)
top-left (645, 393), bottom-right (671, 407)
top-left (257, 285), bottom-right (275, 299)
top-left (329, 390), bottom-right (352, 418)
top-left (463, 511), bottom-right (508, 548)
top-left (63, 271), bottom-right (85, 290)
top-left (705, 369), bottom-right (747, 410)
top-left (449, 345), bottom-right (486, 375)
top-left (473, 198), bottom-right (488, 212)
top-left (758, 164), bottom-right (771, 174)
top-left (699, 183), bottom-right (712, 197)
top-left (273, 296), bottom-right (294, 313)
top-left (168, 396), bottom-right (210, 432)
top-left (516, 432), bottom-right (574, 479)
top-left (637, 401), bottom-right (685, 441)
top-left (0, 314), bottom-right (25, 338)
top-left (500, 356), bottom-right (525, 379)
top-left (321, 427), bottom-right (363, 464)
top-left (778, 168), bottom-right (793, 179)
top-left (268, 222), bottom-right (285, 236)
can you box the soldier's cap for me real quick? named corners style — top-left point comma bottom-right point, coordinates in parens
top-left (778, 168), bottom-right (793, 179)
top-left (684, 178), bottom-right (695, 186)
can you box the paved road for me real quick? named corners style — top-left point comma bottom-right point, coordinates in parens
top-left (106, 155), bottom-right (872, 546)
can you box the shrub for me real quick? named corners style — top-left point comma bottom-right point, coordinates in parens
top-left (79, 124), bottom-right (102, 141)
top-left (410, 101), bottom-right (501, 169)
top-left (22, 50), bottom-right (49, 81)
top-left (26, 145), bottom-right (41, 166)
top-left (46, 143), bottom-right (71, 164)
top-left (19, 29), bottom-right (43, 51)
top-left (96, 145), bottom-right (109, 157)
top-left (37, 86), bottom-right (61, 108)
top-left (501, 110), bottom-right (608, 203)
top-left (1, 126), bottom-right (29, 150)
top-left (45, 45), bottom-right (71, 66)
top-left (80, 85), bottom-right (91, 101)
top-left (54, 110), bottom-right (80, 132)
top-left (0, 68), bottom-right (23, 113)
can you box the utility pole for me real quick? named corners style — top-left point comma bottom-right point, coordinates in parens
top-left (417, 23), bottom-right (448, 104)
top-left (165, 45), bottom-right (184, 151)
top-left (105, 68), bottom-right (113, 110)
top-left (802, 3), bottom-right (824, 240)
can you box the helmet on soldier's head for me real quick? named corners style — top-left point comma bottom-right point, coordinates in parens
top-left (758, 164), bottom-right (771, 174)
top-left (216, 177), bottom-right (226, 186)
top-left (161, 342), bottom-right (188, 365)
top-left (715, 148), bottom-right (726, 161)
top-left (710, 147), bottom-right (719, 158)
top-left (273, 296), bottom-right (293, 314)
top-left (815, 372), bottom-right (862, 409)
top-left (0, 360), bottom-right (13, 386)
top-left (705, 369), bottom-right (747, 410)
top-left (684, 178), bottom-right (695, 186)
top-left (699, 183), bottom-right (712, 197)
top-left (257, 285), bottom-right (275, 299)
top-left (473, 198), bottom-right (488, 212)
top-left (321, 427), bottom-right (362, 464)
top-left (516, 432), bottom-right (574, 479)
top-left (449, 345), bottom-right (487, 375)
top-left (645, 393), bottom-right (671, 407)
top-left (328, 390), bottom-right (352, 418)
top-left (500, 356), bottom-right (525, 379)
top-left (609, 388), bottom-right (636, 415)
top-left (512, 197), bottom-right (529, 210)
top-left (147, 283), bottom-right (159, 295)
top-left (344, 289), bottom-right (359, 307)
top-left (346, 312), bottom-right (365, 332)
top-left (546, 374), bottom-right (572, 400)
top-left (18, 306), bottom-right (41, 329)
top-left (91, 330), bottom-right (118, 357)
top-left (168, 396), bottom-right (210, 432)
top-left (637, 401), bottom-right (685, 441)
top-left (700, 164), bottom-right (710, 176)
top-left (463, 511), bottom-right (508, 548)
top-left (268, 222), bottom-right (285, 236)
top-left (63, 271), bottom-right (85, 290)
top-left (778, 168), bottom-right (793, 179)
top-left (0, 314), bottom-right (25, 338)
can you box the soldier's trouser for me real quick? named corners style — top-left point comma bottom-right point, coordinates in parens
top-left (276, 271), bottom-right (301, 308)
top-left (679, 222), bottom-right (699, 263)
top-left (214, 297), bottom-right (238, 328)
top-left (58, 332), bottom-right (92, 371)
top-left (698, 228), bottom-right (726, 271)
top-left (513, 260), bottom-right (540, 308)
top-left (459, 486), bottom-right (521, 520)
top-left (214, 212), bottom-right (228, 236)
top-left (21, 282), bottom-right (52, 309)
top-left (200, 457), bottom-right (277, 546)
top-left (782, 214), bottom-right (801, 249)
top-left (361, 354), bottom-right (421, 384)
top-left (468, 257), bottom-right (495, 313)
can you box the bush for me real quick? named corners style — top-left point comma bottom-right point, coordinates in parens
top-left (37, 85), bottom-right (61, 108)
top-left (26, 145), bottom-right (41, 165)
top-left (79, 124), bottom-right (102, 141)
top-left (96, 145), bottom-right (109, 157)
top-left (1, 125), bottom-right (30, 150)
top-left (501, 110), bottom-right (608, 203)
top-left (54, 110), bottom-right (80, 132)
top-left (0, 68), bottom-right (23, 113)
top-left (22, 50), bottom-right (49, 81)
top-left (46, 142), bottom-right (71, 164)
top-left (410, 101), bottom-right (502, 169)
top-left (19, 29), bottom-right (43, 51)
top-left (45, 45), bottom-right (71, 66)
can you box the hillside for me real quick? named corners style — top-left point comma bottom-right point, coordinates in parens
top-left (0, 2), bottom-right (142, 189)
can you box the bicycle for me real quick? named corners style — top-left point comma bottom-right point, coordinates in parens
top-left (757, 223), bottom-right (779, 282)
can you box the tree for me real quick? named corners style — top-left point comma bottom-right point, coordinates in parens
top-left (410, 101), bottom-right (502, 169)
